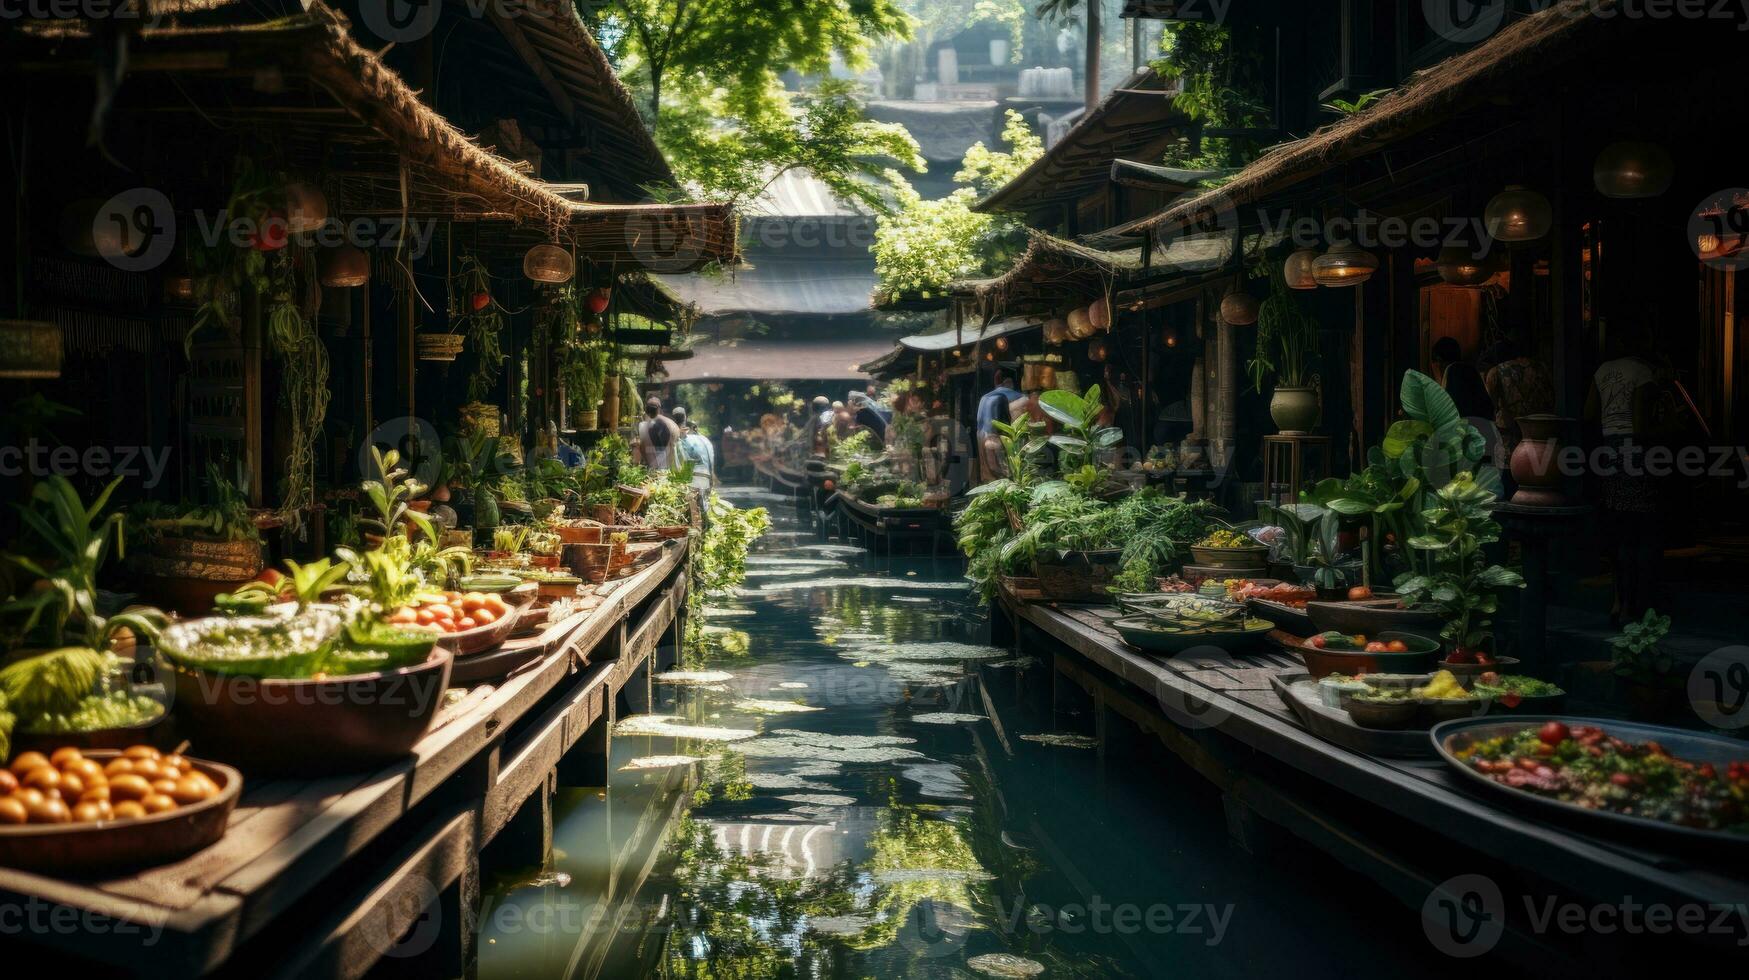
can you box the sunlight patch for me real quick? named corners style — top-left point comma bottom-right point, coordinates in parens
top-left (968, 953), bottom-right (1046, 978)
top-left (655, 670), bottom-right (735, 686)
top-left (612, 714), bottom-right (757, 742)
top-left (779, 793), bottom-right (856, 807)
top-left (910, 712), bottom-right (985, 725)
top-left (619, 755), bottom-right (702, 771)
top-left (732, 698), bottom-right (823, 714)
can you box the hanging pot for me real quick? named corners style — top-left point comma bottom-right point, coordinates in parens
top-left (1436, 246), bottom-right (1499, 286)
top-left (416, 333), bottom-right (465, 362)
top-left (1593, 141), bottom-right (1674, 200)
top-left (285, 183), bottom-right (330, 234)
top-left (1484, 185), bottom-right (1552, 242)
top-left (1283, 248), bottom-right (1320, 289)
top-left (1066, 307), bottom-right (1093, 339)
top-left (0, 320), bottom-right (63, 379)
top-left (524, 244), bottom-right (574, 284)
top-left (1043, 318), bottom-right (1068, 344)
top-left (318, 244), bottom-right (370, 288)
top-left (1088, 297), bottom-right (1111, 330)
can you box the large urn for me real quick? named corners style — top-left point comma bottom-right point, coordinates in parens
top-left (1509, 414), bottom-right (1570, 506)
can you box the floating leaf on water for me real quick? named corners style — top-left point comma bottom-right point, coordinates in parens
top-left (746, 557), bottom-right (848, 569)
top-left (892, 596), bottom-right (934, 604)
top-left (865, 642), bottom-right (1009, 662)
top-left (808, 914), bottom-right (874, 936)
top-left (987, 656), bottom-right (1040, 669)
top-left (654, 670), bottom-right (735, 686)
top-left (870, 868), bottom-right (995, 885)
top-left (732, 698), bottom-right (822, 714)
top-left (740, 577), bottom-right (965, 595)
top-left (701, 606), bottom-right (756, 618)
top-left (911, 712), bottom-right (985, 725)
top-left (620, 755), bottom-right (703, 771)
top-left (903, 763), bottom-right (971, 800)
top-left (775, 681), bottom-right (809, 690)
top-left (747, 773), bottom-right (834, 791)
top-left (968, 953), bottom-right (1046, 978)
top-left (740, 730), bottom-right (924, 764)
top-left (612, 714), bottom-right (757, 742)
top-left (1018, 733), bottom-right (1099, 749)
top-left (778, 793), bottom-right (855, 807)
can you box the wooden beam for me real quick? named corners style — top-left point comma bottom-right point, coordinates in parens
top-left (488, 8), bottom-right (579, 128)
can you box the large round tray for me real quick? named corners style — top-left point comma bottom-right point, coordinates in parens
top-left (1431, 715), bottom-right (1749, 855)
top-left (1112, 616), bottom-right (1272, 655)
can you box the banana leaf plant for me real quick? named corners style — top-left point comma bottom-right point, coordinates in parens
top-left (1037, 384), bottom-right (1122, 485)
top-left (1391, 473), bottom-right (1524, 655)
top-left (1258, 501), bottom-right (1329, 566)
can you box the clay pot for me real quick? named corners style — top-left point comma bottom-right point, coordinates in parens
top-left (1269, 386), bottom-right (1320, 434)
top-left (1510, 413), bottom-right (1570, 506)
top-left (565, 542), bottom-right (614, 584)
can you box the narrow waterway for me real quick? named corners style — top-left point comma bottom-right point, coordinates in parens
top-left (479, 488), bottom-right (1471, 979)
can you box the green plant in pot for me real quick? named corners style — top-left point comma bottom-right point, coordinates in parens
top-left (1391, 473), bottom-right (1524, 662)
top-left (1608, 609), bottom-right (1681, 719)
top-left (1260, 501), bottom-right (1329, 571)
top-left (1302, 512), bottom-right (1351, 599)
top-left (1037, 384), bottom-right (1123, 490)
top-left (953, 417), bottom-right (1047, 600)
top-left (1247, 266), bottom-right (1320, 433)
top-left (1001, 486), bottom-right (1121, 603)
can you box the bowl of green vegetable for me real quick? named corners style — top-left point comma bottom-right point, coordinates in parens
top-left (158, 610), bottom-right (453, 775)
top-left (1469, 673), bottom-right (1566, 714)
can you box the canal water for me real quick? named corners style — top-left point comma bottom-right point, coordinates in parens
top-left (478, 488), bottom-right (1470, 979)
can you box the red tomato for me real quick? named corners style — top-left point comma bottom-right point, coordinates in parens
top-left (1364, 642), bottom-right (1387, 653)
top-left (415, 608), bottom-right (436, 626)
top-left (457, 617), bottom-right (477, 631)
top-left (587, 289), bottom-right (611, 314)
top-left (425, 604), bottom-right (454, 621)
top-left (1386, 640), bottom-right (1408, 653)
top-left (1310, 635), bottom-right (1327, 648)
top-left (471, 292), bottom-right (492, 312)
top-left (1347, 585), bottom-right (1373, 601)
top-left (1538, 721), bottom-right (1570, 747)
top-left (256, 568), bottom-right (284, 586)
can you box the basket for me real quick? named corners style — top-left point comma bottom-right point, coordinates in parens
top-left (1032, 550), bottom-right (1123, 604)
top-left (416, 333), bottom-right (464, 362)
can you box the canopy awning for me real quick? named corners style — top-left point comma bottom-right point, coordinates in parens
top-left (664, 337), bottom-right (898, 382)
top-left (659, 256), bottom-right (876, 317)
top-left (899, 316), bottom-right (1043, 352)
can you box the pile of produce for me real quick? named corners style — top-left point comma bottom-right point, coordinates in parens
top-left (385, 590), bottom-right (513, 634)
top-left (1196, 529), bottom-right (1256, 549)
top-left (1308, 632), bottom-right (1414, 653)
top-left (1456, 722), bottom-right (1748, 833)
top-left (1, 745), bottom-right (221, 825)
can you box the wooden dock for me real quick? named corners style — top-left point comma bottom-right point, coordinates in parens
top-left (1000, 597), bottom-right (1749, 966)
top-left (1, 545), bottom-right (690, 977)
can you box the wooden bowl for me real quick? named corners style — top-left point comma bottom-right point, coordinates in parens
top-left (1305, 598), bottom-right (1443, 637)
top-left (0, 750), bottom-right (242, 875)
top-left (434, 604), bottom-right (522, 657)
top-left (164, 650), bottom-right (453, 776)
top-left (1188, 544), bottom-right (1269, 570)
top-left (1297, 632), bottom-right (1443, 678)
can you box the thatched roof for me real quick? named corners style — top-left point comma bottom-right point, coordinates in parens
top-left (976, 69), bottom-right (1191, 217)
top-left (6, 3), bottom-right (735, 270)
top-left (1116, 0), bottom-right (1615, 242)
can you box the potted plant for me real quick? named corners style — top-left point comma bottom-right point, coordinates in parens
top-left (1247, 267), bottom-right (1321, 433)
top-left (1608, 609), bottom-right (1681, 720)
top-left (1002, 488), bottom-right (1122, 603)
top-left (1303, 512), bottom-right (1351, 600)
top-left (1036, 384), bottom-right (1124, 497)
top-left (1391, 473), bottom-right (1525, 662)
top-left (126, 464), bottom-right (264, 615)
top-left (1, 477), bottom-right (171, 754)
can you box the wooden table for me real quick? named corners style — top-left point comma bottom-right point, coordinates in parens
top-left (2, 543), bottom-right (690, 977)
top-left (1001, 597), bottom-right (1749, 966)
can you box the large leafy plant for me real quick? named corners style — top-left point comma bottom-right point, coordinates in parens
top-left (1247, 267), bottom-right (1319, 390)
top-left (1037, 384), bottom-right (1122, 488)
top-left (1610, 609), bottom-right (1674, 685)
top-left (1391, 474), bottom-right (1524, 653)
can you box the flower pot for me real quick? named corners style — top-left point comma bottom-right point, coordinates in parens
top-left (1032, 549), bottom-right (1124, 604)
top-left (1269, 386), bottom-right (1320, 434)
top-left (133, 536), bottom-right (265, 615)
top-left (574, 408), bottom-right (599, 432)
top-left (565, 542), bottom-right (614, 584)
top-left (556, 523), bottom-right (603, 545)
top-left (589, 504), bottom-right (617, 525)
top-left (1509, 413), bottom-right (1571, 506)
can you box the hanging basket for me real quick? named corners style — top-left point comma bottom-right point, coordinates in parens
top-left (416, 333), bottom-right (465, 362)
top-left (0, 320), bottom-right (63, 379)
top-left (573, 408), bottom-right (599, 431)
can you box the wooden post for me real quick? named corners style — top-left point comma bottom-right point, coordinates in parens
top-left (1084, 0), bottom-right (1101, 112)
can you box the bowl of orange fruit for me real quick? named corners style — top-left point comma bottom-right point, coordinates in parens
top-left (387, 590), bottom-right (521, 657)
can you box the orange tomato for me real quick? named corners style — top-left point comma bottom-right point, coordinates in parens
top-left (425, 603), bottom-right (454, 621)
top-left (484, 595), bottom-right (509, 616)
top-left (457, 617), bottom-right (477, 631)
top-left (473, 608), bottom-right (497, 626)
top-left (389, 607), bottom-right (418, 625)
top-left (1386, 640), bottom-right (1408, 653)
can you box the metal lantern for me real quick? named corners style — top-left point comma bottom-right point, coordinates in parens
top-left (0, 320), bottom-right (64, 378)
top-left (1484, 185), bottom-right (1552, 242)
top-left (1220, 289), bottom-right (1259, 325)
top-left (1593, 141), bottom-right (1674, 200)
top-left (1436, 245), bottom-right (1499, 286)
top-left (318, 244), bottom-right (370, 287)
top-left (1283, 248), bottom-right (1320, 289)
top-left (1312, 243), bottom-right (1379, 287)
top-left (523, 244), bottom-right (574, 284)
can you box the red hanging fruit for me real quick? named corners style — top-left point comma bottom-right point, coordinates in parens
top-left (587, 288), bottom-right (611, 314)
top-left (250, 210), bottom-right (289, 251)
top-left (471, 291), bottom-right (492, 312)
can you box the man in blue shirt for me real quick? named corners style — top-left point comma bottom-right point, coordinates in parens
top-left (975, 367), bottom-right (1022, 478)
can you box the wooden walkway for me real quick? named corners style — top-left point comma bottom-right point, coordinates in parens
top-left (1002, 598), bottom-right (1749, 965)
top-left (2, 544), bottom-right (689, 977)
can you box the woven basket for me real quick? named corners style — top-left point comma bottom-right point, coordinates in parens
top-left (416, 333), bottom-right (464, 362)
top-left (1032, 550), bottom-right (1123, 604)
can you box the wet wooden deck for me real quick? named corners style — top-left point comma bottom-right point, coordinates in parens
top-left (1, 544), bottom-right (689, 977)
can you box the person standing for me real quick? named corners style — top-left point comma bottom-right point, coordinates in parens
top-left (1586, 320), bottom-right (1665, 623)
top-left (637, 396), bottom-right (681, 471)
top-left (1482, 339), bottom-right (1556, 452)
top-left (975, 368), bottom-right (1022, 477)
top-left (670, 406), bottom-right (716, 491)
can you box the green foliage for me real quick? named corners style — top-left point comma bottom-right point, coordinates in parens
top-left (1247, 265), bottom-right (1319, 391)
top-left (1037, 384), bottom-right (1121, 476)
top-left (955, 110), bottom-right (1044, 195)
top-left (999, 489), bottom-right (1119, 564)
top-left (457, 255), bottom-right (507, 403)
top-left (829, 428), bottom-right (881, 465)
top-left (129, 463), bottom-right (261, 547)
top-left (1110, 489), bottom-right (1216, 574)
top-left (953, 478), bottom-right (1029, 600)
top-left (1321, 88), bottom-right (1390, 117)
top-left (694, 495), bottom-right (772, 596)
top-left (1391, 474), bottom-right (1524, 651)
top-left (1258, 501), bottom-right (1328, 566)
top-left (1610, 609), bottom-right (1674, 681)
top-left (1151, 20), bottom-right (1270, 171)
top-left (282, 557), bottom-right (349, 612)
top-left (0, 646), bottom-right (105, 721)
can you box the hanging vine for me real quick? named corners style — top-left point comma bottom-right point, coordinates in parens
top-left (457, 254), bottom-right (506, 402)
top-left (264, 247), bottom-right (329, 537)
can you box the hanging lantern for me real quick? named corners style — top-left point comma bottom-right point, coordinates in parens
top-left (1698, 232), bottom-right (1724, 257)
top-left (318, 244), bottom-right (370, 287)
top-left (162, 252), bottom-right (196, 303)
top-left (1220, 289), bottom-right (1258, 325)
top-left (1162, 327), bottom-right (1179, 348)
top-left (1044, 318), bottom-right (1068, 344)
top-left (0, 320), bottom-right (63, 379)
top-left (1484, 185), bottom-right (1552, 242)
top-left (1087, 336), bottom-right (1110, 363)
top-left (285, 183), bottom-right (330, 234)
top-left (1067, 307), bottom-right (1094, 339)
top-left (1594, 141), bottom-right (1674, 200)
top-left (1436, 245), bottom-right (1499, 286)
top-left (1312, 243), bottom-right (1379, 286)
top-left (994, 335), bottom-right (1010, 353)
top-left (1283, 248), bottom-right (1320, 289)
top-left (523, 244), bottom-right (574, 284)
top-left (1089, 297), bottom-right (1111, 331)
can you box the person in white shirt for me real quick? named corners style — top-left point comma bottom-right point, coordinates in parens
top-left (670, 406), bottom-right (716, 491)
top-left (636, 396), bottom-right (681, 471)
top-left (1586, 319), bottom-right (1668, 623)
